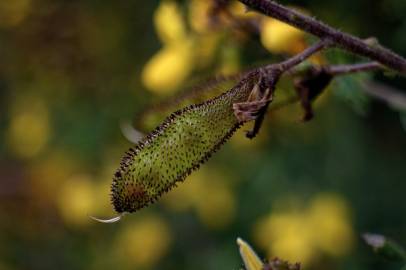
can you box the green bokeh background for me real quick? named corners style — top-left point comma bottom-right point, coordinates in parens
top-left (0, 0), bottom-right (405, 269)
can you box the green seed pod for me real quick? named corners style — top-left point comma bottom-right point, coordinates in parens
top-left (138, 74), bottom-right (241, 132)
top-left (111, 73), bottom-right (259, 214)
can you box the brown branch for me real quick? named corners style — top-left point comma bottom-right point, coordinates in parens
top-left (275, 40), bottom-right (330, 72)
top-left (255, 40), bottom-right (331, 96)
top-left (238, 0), bottom-right (406, 74)
top-left (257, 40), bottom-right (330, 89)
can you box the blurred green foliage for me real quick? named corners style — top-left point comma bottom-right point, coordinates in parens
top-left (363, 233), bottom-right (406, 262)
top-left (0, 0), bottom-right (405, 270)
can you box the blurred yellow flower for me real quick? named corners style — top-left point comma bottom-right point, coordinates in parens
top-left (6, 95), bottom-right (51, 159)
top-left (189, 0), bottom-right (212, 33)
top-left (143, 0), bottom-right (195, 94)
top-left (28, 150), bottom-right (78, 205)
top-left (253, 193), bottom-right (354, 266)
top-left (154, 0), bottom-right (187, 44)
top-left (114, 215), bottom-right (172, 268)
top-left (194, 33), bottom-right (221, 69)
top-left (231, 2), bottom-right (263, 19)
top-left (254, 211), bottom-right (316, 265)
top-left (143, 0), bottom-right (230, 94)
top-left (141, 40), bottom-right (194, 94)
top-left (0, 0), bottom-right (31, 28)
top-left (57, 175), bottom-right (96, 227)
top-left (229, 2), bottom-right (250, 17)
top-left (260, 18), bottom-right (305, 54)
top-left (91, 160), bottom-right (123, 216)
top-left (308, 193), bottom-right (354, 257)
top-left (93, 179), bottom-right (116, 216)
top-left (163, 168), bottom-right (236, 229)
top-left (237, 238), bottom-right (264, 270)
top-left (196, 179), bottom-right (236, 229)
top-left (162, 171), bottom-right (205, 212)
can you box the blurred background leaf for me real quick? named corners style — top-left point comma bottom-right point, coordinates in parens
top-left (0, 0), bottom-right (405, 270)
top-left (363, 233), bottom-right (406, 262)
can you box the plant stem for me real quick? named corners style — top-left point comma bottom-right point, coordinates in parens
top-left (325, 62), bottom-right (382, 75)
top-left (238, 0), bottom-right (406, 74)
top-left (277, 40), bottom-right (330, 71)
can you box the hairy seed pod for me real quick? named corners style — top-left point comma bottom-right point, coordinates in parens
top-left (111, 73), bottom-right (260, 213)
top-left (138, 74), bottom-right (241, 132)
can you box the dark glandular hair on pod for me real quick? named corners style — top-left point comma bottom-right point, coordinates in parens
top-left (111, 72), bottom-right (259, 214)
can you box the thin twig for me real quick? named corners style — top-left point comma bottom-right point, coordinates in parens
top-left (265, 62), bottom-right (395, 115)
top-left (325, 62), bottom-right (382, 75)
top-left (276, 40), bottom-right (330, 72)
top-left (238, 0), bottom-right (406, 74)
top-left (259, 40), bottom-right (330, 84)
